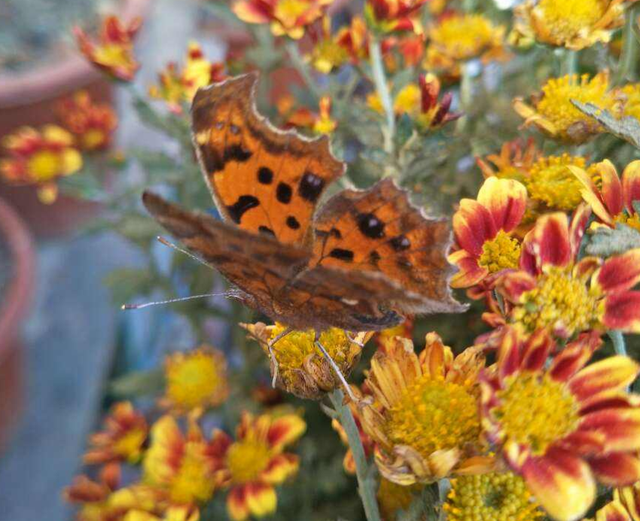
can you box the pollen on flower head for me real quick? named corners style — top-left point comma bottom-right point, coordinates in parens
top-left (429, 14), bottom-right (506, 62)
top-left (444, 470), bottom-right (545, 521)
top-left (478, 230), bottom-right (522, 274)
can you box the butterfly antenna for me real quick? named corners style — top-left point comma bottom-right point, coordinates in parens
top-left (122, 293), bottom-right (229, 310)
top-left (156, 236), bottom-right (211, 269)
top-left (266, 326), bottom-right (293, 387)
top-left (314, 332), bottom-right (357, 402)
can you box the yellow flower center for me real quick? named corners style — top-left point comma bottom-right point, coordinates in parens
top-left (386, 375), bottom-right (481, 457)
top-left (615, 212), bottom-right (640, 233)
top-left (274, 0), bottom-right (309, 22)
top-left (620, 84), bottom-right (640, 120)
top-left (535, 0), bottom-right (606, 42)
top-left (513, 267), bottom-right (602, 335)
top-left (311, 41), bottom-right (349, 74)
top-left (495, 372), bottom-right (579, 455)
top-left (94, 44), bottom-right (131, 68)
top-left (27, 150), bottom-right (63, 181)
top-left (166, 351), bottom-right (225, 410)
top-left (444, 471), bottom-right (544, 521)
top-left (430, 14), bottom-right (502, 61)
top-left (536, 74), bottom-right (614, 135)
top-left (226, 440), bottom-right (272, 483)
top-left (113, 427), bottom-right (147, 463)
top-left (169, 442), bottom-right (216, 504)
top-left (493, 166), bottom-right (528, 184)
top-left (526, 154), bottom-right (588, 210)
top-left (478, 230), bottom-right (522, 273)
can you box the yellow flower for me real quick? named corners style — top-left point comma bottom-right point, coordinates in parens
top-left (243, 322), bottom-right (371, 399)
top-left (0, 125), bottom-right (82, 203)
top-left (360, 334), bottom-right (493, 485)
top-left (443, 471), bottom-right (545, 521)
top-left (616, 83), bottom-right (640, 120)
top-left (124, 506), bottom-right (199, 521)
top-left (511, 0), bottom-right (625, 50)
top-left (143, 416), bottom-right (218, 505)
top-left (514, 72), bottom-right (615, 143)
top-left (161, 346), bottom-right (229, 414)
top-left (427, 13), bottom-right (508, 64)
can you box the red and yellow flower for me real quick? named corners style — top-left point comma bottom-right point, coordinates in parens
top-left (232, 0), bottom-right (333, 39)
top-left (149, 42), bottom-right (226, 113)
top-left (572, 160), bottom-right (640, 232)
top-left (364, 0), bottom-right (427, 35)
top-left (500, 208), bottom-right (640, 336)
top-left (510, 0), bottom-right (626, 50)
top-left (481, 325), bottom-right (640, 521)
top-left (57, 91), bottom-right (118, 151)
top-left (142, 416), bottom-right (218, 506)
top-left (0, 125), bottom-right (82, 203)
top-left (208, 411), bottom-right (306, 520)
top-left (124, 506), bottom-right (199, 521)
top-left (160, 346), bottom-right (230, 414)
top-left (359, 333), bottom-right (493, 485)
top-left (514, 73), bottom-right (616, 144)
top-left (84, 401), bottom-right (148, 466)
top-left (74, 15), bottom-right (142, 82)
top-left (449, 177), bottom-right (528, 290)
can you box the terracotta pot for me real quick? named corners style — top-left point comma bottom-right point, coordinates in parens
top-left (0, 0), bottom-right (151, 238)
top-left (0, 196), bottom-right (36, 453)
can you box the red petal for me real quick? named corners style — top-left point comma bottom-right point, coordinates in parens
top-left (476, 177), bottom-right (527, 233)
top-left (500, 271), bottom-right (536, 302)
top-left (589, 452), bottom-right (640, 486)
top-left (497, 327), bottom-right (522, 380)
top-left (227, 486), bottom-right (250, 521)
top-left (449, 250), bottom-right (488, 288)
top-left (549, 343), bottom-right (593, 383)
top-left (453, 199), bottom-right (497, 256)
top-left (578, 408), bottom-right (640, 452)
top-left (570, 205), bottom-right (591, 259)
top-left (521, 329), bottom-right (554, 372)
top-left (597, 250), bottom-right (640, 293)
top-left (599, 160), bottom-right (625, 218)
top-left (623, 160), bottom-right (640, 214)
top-left (533, 213), bottom-right (573, 270)
top-left (604, 291), bottom-right (640, 333)
top-left (570, 356), bottom-right (639, 401)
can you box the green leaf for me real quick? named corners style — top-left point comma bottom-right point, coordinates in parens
top-left (395, 114), bottom-right (415, 149)
top-left (572, 100), bottom-right (640, 149)
top-left (108, 368), bottom-right (165, 398)
top-left (113, 214), bottom-right (162, 249)
top-left (133, 96), bottom-right (191, 146)
top-left (585, 224), bottom-right (640, 257)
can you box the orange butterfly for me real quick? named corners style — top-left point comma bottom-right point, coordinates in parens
top-left (143, 73), bottom-right (464, 333)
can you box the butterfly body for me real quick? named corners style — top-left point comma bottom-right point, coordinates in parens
top-left (143, 73), bottom-right (464, 333)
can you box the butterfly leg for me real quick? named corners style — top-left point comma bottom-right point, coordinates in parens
top-left (314, 332), bottom-right (357, 402)
top-left (267, 326), bottom-right (293, 387)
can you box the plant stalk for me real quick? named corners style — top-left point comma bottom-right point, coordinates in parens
top-left (609, 330), bottom-right (627, 357)
top-left (328, 389), bottom-right (382, 521)
top-left (455, 61), bottom-right (474, 134)
top-left (285, 40), bottom-right (321, 100)
top-left (370, 37), bottom-right (395, 155)
top-left (616, 4), bottom-right (639, 85)
top-left (563, 49), bottom-right (578, 76)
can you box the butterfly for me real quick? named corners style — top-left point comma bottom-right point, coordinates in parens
top-left (143, 73), bottom-right (465, 333)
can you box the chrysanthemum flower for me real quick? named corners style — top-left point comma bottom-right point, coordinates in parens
top-left (427, 13), bottom-right (508, 65)
top-left (308, 16), bottom-right (350, 73)
top-left (375, 318), bottom-right (414, 351)
top-left (0, 125), bottom-right (82, 203)
top-left (334, 16), bottom-right (370, 65)
top-left (84, 401), bottom-right (148, 466)
top-left (232, 0), bottom-right (332, 39)
top-left (57, 91), bottom-right (118, 151)
top-left (243, 322), bottom-right (371, 399)
top-left (615, 480), bottom-right (640, 519)
top-left (160, 346), bottom-right (229, 414)
top-left (208, 411), bottom-right (306, 520)
top-left (443, 470), bottom-right (545, 521)
top-left (124, 506), bottom-right (200, 521)
top-left (514, 73), bottom-right (616, 144)
top-left (477, 139), bottom-right (539, 185)
top-left (500, 208), bottom-right (640, 336)
top-left (449, 177), bottom-right (528, 289)
top-left (481, 325), bottom-right (640, 521)
top-left (364, 0), bottom-right (427, 35)
top-left (359, 333), bottom-right (493, 485)
top-left (143, 416), bottom-right (218, 505)
top-left (74, 15), bottom-right (142, 82)
top-left (572, 160), bottom-right (640, 232)
top-left (511, 0), bottom-right (626, 50)
top-left (149, 42), bottom-right (226, 113)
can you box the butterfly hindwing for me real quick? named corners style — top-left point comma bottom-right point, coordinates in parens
top-left (191, 73), bottom-right (345, 246)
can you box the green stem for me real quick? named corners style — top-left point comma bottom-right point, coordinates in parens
top-left (328, 390), bottom-right (382, 521)
top-left (615, 4), bottom-right (639, 85)
top-left (369, 37), bottom-right (395, 155)
top-left (609, 330), bottom-right (627, 357)
top-left (285, 40), bottom-right (321, 100)
top-left (455, 61), bottom-right (473, 134)
top-left (562, 49), bottom-right (578, 76)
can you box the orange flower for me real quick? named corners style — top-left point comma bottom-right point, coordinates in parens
top-left (149, 42), bottom-right (226, 113)
top-left (481, 326), bottom-right (640, 521)
top-left (450, 177), bottom-right (528, 290)
top-left (74, 15), bottom-right (142, 82)
top-left (57, 91), bottom-right (118, 151)
top-left (477, 139), bottom-right (539, 185)
top-left (0, 125), bottom-right (82, 203)
top-left (232, 0), bottom-right (333, 39)
top-left (284, 96), bottom-right (337, 135)
top-left (335, 16), bottom-right (370, 64)
top-left (209, 412), bottom-right (306, 520)
top-left (572, 160), bottom-right (640, 232)
top-left (500, 208), bottom-right (640, 336)
top-left (308, 16), bottom-right (351, 73)
top-left (84, 402), bottom-right (148, 466)
top-left (364, 0), bottom-right (427, 34)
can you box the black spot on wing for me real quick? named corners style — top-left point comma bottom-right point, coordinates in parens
top-left (390, 235), bottom-right (411, 251)
top-left (369, 250), bottom-right (381, 265)
top-left (223, 144), bottom-right (252, 163)
top-left (298, 171), bottom-right (324, 202)
top-left (258, 167), bottom-right (273, 184)
top-left (199, 145), bottom-right (224, 174)
top-left (259, 226), bottom-right (275, 236)
top-left (330, 228), bottom-right (342, 239)
top-left (276, 182), bottom-right (292, 204)
top-left (286, 216), bottom-right (300, 229)
top-left (329, 248), bottom-right (354, 262)
top-left (357, 213), bottom-right (385, 239)
top-left (227, 195), bottom-right (260, 224)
